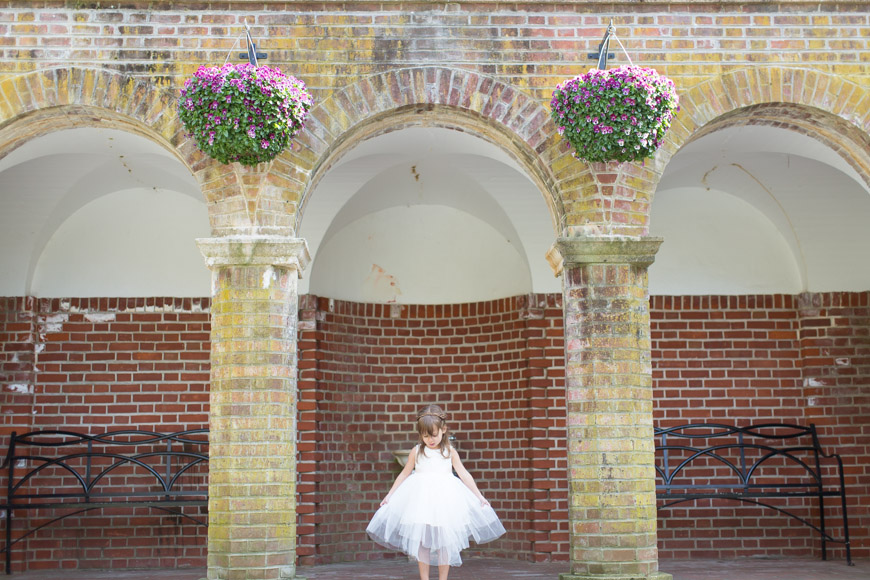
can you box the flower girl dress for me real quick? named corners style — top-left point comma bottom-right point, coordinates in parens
top-left (366, 445), bottom-right (506, 566)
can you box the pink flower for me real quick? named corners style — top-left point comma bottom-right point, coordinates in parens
top-left (178, 62), bottom-right (313, 166)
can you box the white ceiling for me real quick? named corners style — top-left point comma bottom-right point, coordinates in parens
top-left (1, 121), bottom-right (868, 300)
top-left (298, 126), bottom-right (561, 300)
top-left (650, 125), bottom-right (870, 294)
top-left (0, 127), bottom-right (208, 296)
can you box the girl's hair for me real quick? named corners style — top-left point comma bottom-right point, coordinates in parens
top-left (416, 404), bottom-right (450, 461)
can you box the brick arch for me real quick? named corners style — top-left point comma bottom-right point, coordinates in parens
top-left (0, 66), bottom-right (258, 236)
top-left (276, 66), bottom-right (580, 235)
top-left (662, 66), bottom-right (870, 188)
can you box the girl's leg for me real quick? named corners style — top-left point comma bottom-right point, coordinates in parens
top-left (417, 559), bottom-right (429, 580)
top-left (438, 563), bottom-right (449, 580)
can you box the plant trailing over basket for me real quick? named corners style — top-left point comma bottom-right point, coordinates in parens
top-left (179, 63), bottom-right (313, 166)
top-left (550, 65), bottom-right (679, 164)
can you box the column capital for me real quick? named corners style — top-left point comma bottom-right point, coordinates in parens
top-left (546, 236), bottom-right (664, 276)
top-left (196, 235), bottom-right (311, 275)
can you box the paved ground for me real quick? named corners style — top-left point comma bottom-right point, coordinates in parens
top-left (7, 558), bottom-right (868, 579)
top-left (662, 558), bottom-right (868, 580)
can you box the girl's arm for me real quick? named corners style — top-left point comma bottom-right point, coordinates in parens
top-left (451, 448), bottom-right (490, 507)
top-left (380, 446), bottom-right (417, 506)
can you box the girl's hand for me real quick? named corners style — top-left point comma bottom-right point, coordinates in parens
top-left (479, 498), bottom-right (491, 508)
top-left (380, 494), bottom-right (391, 507)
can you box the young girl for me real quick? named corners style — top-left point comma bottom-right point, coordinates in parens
top-left (366, 405), bottom-right (506, 580)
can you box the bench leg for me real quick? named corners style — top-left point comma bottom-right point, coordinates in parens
top-left (819, 493), bottom-right (828, 561)
top-left (842, 495), bottom-right (853, 566)
top-left (5, 506), bottom-right (10, 575)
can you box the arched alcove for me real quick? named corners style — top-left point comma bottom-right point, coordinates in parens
top-left (0, 119), bottom-right (212, 569)
top-left (300, 126), bottom-right (560, 303)
top-left (294, 121), bottom-right (566, 564)
top-left (650, 124), bottom-right (870, 295)
top-left (650, 105), bottom-right (870, 563)
top-left (0, 127), bottom-right (209, 297)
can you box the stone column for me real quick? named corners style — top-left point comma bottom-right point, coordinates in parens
top-left (197, 235), bottom-right (310, 580)
top-left (547, 237), bottom-right (671, 580)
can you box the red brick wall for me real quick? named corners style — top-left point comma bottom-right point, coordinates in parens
top-left (3, 291), bottom-right (868, 571)
top-left (0, 297), bottom-right (37, 436)
top-left (33, 298), bottom-right (210, 431)
top-left (651, 293), bottom-right (870, 561)
top-left (295, 294), bottom-right (568, 565)
top-left (0, 297), bottom-right (211, 573)
top-left (798, 292), bottom-right (870, 561)
top-left (522, 295), bottom-right (570, 563)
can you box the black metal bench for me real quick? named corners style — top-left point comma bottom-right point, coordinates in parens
top-left (655, 422), bottom-right (852, 565)
top-left (1, 429), bottom-right (209, 574)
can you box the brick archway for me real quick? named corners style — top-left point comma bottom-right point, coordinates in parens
top-left (0, 66), bottom-right (261, 237)
top-left (663, 66), bottom-right (870, 188)
top-left (0, 66), bottom-right (200, 169)
top-left (279, 66), bottom-right (575, 236)
top-left (570, 67), bottom-right (870, 239)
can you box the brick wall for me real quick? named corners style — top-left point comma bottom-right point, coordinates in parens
top-left (522, 295), bottom-right (570, 563)
top-left (298, 290), bottom-right (869, 565)
top-left (653, 295), bottom-right (803, 423)
top-left (0, 296), bottom-right (37, 436)
top-left (799, 293), bottom-right (870, 561)
top-left (0, 0), bottom-right (868, 573)
top-left (5, 5), bottom-right (870, 245)
top-left (295, 294), bottom-right (568, 565)
top-left (0, 297), bottom-right (211, 573)
top-left (651, 293), bottom-right (870, 561)
top-left (2, 3), bottom-right (869, 101)
top-left (2, 291), bottom-right (868, 571)
top-left (32, 298), bottom-right (211, 431)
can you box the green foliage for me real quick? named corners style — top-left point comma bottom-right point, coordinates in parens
top-left (550, 66), bottom-right (679, 164)
top-left (178, 63), bottom-right (313, 167)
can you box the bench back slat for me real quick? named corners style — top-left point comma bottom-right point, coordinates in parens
top-left (654, 423), bottom-right (831, 494)
top-left (653, 421), bottom-right (852, 565)
top-left (5, 429), bottom-right (209, 506)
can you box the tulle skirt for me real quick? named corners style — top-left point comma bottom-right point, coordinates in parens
top-left (366, 472), bottom-right (506, 566)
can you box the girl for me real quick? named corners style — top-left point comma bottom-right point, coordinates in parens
top-left (366, 405), bottom-right (506, 580)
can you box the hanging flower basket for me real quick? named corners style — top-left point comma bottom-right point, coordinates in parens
top-left (550, 65), bottom-right (679, 164)
top-left (178, 63), bottom-right (313, 167)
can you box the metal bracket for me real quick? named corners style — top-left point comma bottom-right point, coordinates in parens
top-left (587, 19), bottom-right (615, 69)
top-left (239, 21), bottom-right (267, 64)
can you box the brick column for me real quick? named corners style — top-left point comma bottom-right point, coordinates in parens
top-left (197, 236), bottom-right (310, 580)
top-left (547, 237), bottom-right (670, 580)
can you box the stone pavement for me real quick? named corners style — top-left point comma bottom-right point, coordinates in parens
top-left (6, 557), bottom-right (868, 579)
top-left (296, 558), bottom-right (868, 580)
top-left (662, 558), bottom-right (868, 580)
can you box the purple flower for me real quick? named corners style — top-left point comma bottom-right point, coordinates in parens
top-left (178, 62), bottom-right (313, 166)
top-left (548, 64), bottom-right (679, 163)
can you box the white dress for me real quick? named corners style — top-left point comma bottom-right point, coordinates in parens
top-left (366, 445), bottom-right (506, 566)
